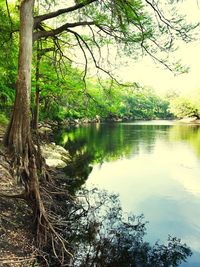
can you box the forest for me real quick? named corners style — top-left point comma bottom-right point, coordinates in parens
top-left (0, 0), bottom-right (199, 266)
top-left (1, 0), bottom-right (200, 127)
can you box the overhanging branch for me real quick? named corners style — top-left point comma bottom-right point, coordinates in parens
top-left (34, 0), bottom-right (97, 29)
top-left (67, 29), bottom-right (128, 87)
top-left (33, 21), bottom-right (95, 41)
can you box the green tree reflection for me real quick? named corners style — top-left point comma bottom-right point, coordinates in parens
top-left (169, 125), bottom-right (200, 157)
top-left (57, 123), bottom-right (171, 164)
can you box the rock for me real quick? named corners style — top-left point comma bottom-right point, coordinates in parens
top-left (41, 143), bottom-right (69, 168)
top-left (122, 116), bottom-right (131, 121)
top-left (38, 126), bottom-right (52, 134)
top-left (74, 119), bottom-right (80, 124)
top-left (45, 158), bottom-right (67, 168)
top-left (82, 118), bottom-right (89, 123)
top-left (95, 115), bottom-right (100, 122)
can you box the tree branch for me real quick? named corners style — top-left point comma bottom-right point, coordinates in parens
top-left (67, 29), bottom-right (128, 87)
top-left (33, 21), bottom-right (95, 41)
top-left (34, 0), bottom-right (97, 29)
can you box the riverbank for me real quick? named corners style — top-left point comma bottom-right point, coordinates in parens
top-left (0, 124), bottom-right (73, 266)
top-left (0, 125), bottom-right (35, 266)
top-left (178, 117), bottom-right (200, 124)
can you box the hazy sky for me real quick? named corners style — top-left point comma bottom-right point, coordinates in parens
top-left (117, 1), bottom-right (200, 95)
top-left (118, 42), bottom-right (200, 95)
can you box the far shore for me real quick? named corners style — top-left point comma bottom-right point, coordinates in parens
top-left (178, 117), bottom-right (200, 124)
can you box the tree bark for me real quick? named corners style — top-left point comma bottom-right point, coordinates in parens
top-left (4, 0), bottom-right (34, 155)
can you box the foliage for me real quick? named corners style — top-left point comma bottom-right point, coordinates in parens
top-left (0, 2), bottom-right (18, 113)
top-left (29, 0), bottom-right (196, 124)
top-left (0, 1), bottom-right (197, 266)
top-left (119, 86), bottom-right (171, 120)
top-left (0, 0), bottom-right (191, 125)
top-left (0, 113), bottom-right (9, 125)
top-left (169, 97), bottom-right (199, 119)
top-left (169, 125), bottom-right (200, 157)
top-left (34, 0), bottom-right (197, 74)
top-left (33, 58), bottom-right (171, 121)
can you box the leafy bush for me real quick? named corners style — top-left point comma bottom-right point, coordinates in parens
top-left (169, 98), bottom-right (199, 119)
top-left (0, 113), bottom-right (9, 125)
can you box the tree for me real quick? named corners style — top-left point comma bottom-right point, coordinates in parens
top-left (5, 0), bottom-right (195, 156)
top-left (2, 0), bottom-right (196, 263)
top-left (169, 97), bottom-right (199, 119)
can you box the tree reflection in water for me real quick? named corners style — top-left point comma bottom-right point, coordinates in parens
top-left (62, 136), bottom-right (94, 194)
top-left (71, 188), bottom-right (192, 267)
top-left (56, 123), bottom-right (168, 164)
top-left (169, 125), bottom-right (200, 157)
top-left (54, 124), bottom-right (193, 266)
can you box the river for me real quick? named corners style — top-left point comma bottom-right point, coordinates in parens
top-left (57, 120), bottom-right (200, 266)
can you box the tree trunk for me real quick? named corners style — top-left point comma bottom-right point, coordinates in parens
top-left (4, 0), bottom-right (34, 155)
top-left (3, 0), bottom-right (46, 234)
top-left (3, 1), bottom-right (72, 261)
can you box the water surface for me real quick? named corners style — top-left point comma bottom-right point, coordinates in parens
top-left (59, 121), bottom-right (200, 266)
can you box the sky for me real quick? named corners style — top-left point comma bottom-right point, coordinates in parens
top-left (116, 0), bottom-right (200, 95)
top-left (118, 42), bottom-right (200, 95)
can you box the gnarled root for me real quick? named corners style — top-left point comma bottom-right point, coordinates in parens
top-left (3, 137), bottom-right (73, 266)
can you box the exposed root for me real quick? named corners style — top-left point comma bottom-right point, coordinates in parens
top-left (0, 255), bottom-right (37, 265)
top-left (26, 151), bottom-right (73, 265)
top-left (0, 193), bottom-right (26, 199)
top-left (2, 135), bottom-right (73, 266)
top-left (29, 176), bottom-right (73, 262)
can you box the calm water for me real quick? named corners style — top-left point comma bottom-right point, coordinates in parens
top-left (58, 121), bottom-right (200, 266)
